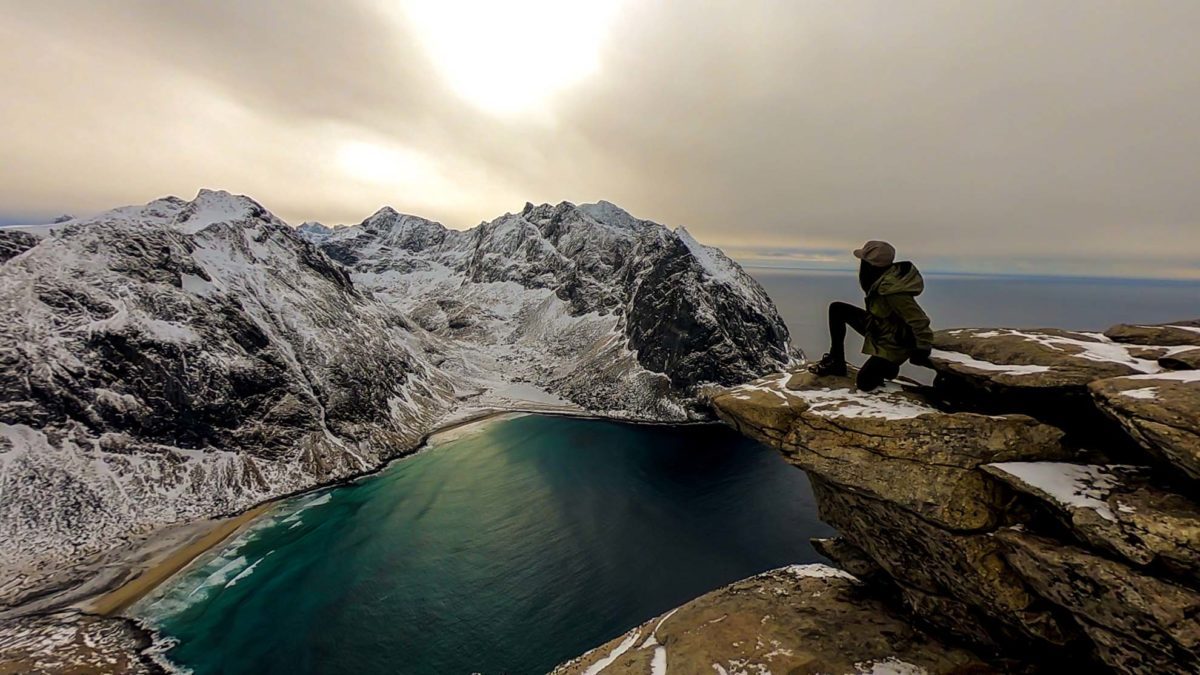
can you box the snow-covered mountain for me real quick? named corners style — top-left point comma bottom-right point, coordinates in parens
top-left (0, 191), bottom-right (455, 606)
top-left (0, 190), bottom-right (792, 608)
top-left (307, 200), bottom-right (793, 418)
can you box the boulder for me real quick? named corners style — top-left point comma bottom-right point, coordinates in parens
top-left (1090, 370), bottom-right (1200, 479)
top-left (809, 477), bottom-right (1077, 648)
top-left (711, 371), bottom-right (1067, 530)
top-left (551, 564), bottom-right (992, 675)
top-left (984, 462), bottom-right (1200, 579)
top-left (1160, 347), bottom-right (1200, 371)
top-left (930, 327), bottom-right (1195, 444)
top-left (997, 529), bottom-right (1200, 674)
top-left (1104, 320), bottom-right (1200, 348)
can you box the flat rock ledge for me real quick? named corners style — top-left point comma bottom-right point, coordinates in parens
top-left (927, 320), bottom-right (1200, 456)
top-left (551, 564), bottom-right (992, 675)
top-left (711, 371), bottom-right (1067, 531)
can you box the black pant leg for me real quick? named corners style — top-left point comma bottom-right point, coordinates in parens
top-left (828, 302), bottom-right (870, 360)
top-left (857, 356), bottom-right (900, 391)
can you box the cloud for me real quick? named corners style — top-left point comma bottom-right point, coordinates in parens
top-left (1, 0), bottom-right (1198, 277)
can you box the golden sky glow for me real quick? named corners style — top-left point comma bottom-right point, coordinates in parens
top-left (1, 0), bottom-right (1198, 278)
top-left (395, 0), bottom-right (625, 116)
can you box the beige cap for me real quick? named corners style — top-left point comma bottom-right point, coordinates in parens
top-left (853, 240), bottom-right (896, 267)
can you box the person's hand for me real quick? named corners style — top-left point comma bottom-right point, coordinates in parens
top-left (910, 349), bottom-right (933, 367)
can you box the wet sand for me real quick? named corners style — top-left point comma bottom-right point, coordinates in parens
top-left (87, 503), bottom-right (275, 617)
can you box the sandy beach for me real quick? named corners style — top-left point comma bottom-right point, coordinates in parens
top-left (86, 502), bottom-right (276, 617)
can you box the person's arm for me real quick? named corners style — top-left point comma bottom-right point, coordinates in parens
top-left (889, 294), bottom-right (934, 360)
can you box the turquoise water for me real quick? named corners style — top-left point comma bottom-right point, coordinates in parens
top-left (136, 414), bottom-right (831, 674)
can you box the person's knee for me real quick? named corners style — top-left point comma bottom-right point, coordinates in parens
top-left (829, 301), bottom-right (855, 319)
top-left (856, 371), bottom-right (884, 392)
top-left (857, 358), bottom-right (899, 391)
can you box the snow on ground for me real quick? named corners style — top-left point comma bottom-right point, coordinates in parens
top-left (676, 227), bottom-right (738, 285)
top-left (729, 374), bottom-right (935, 421)
top-left (720, 372), bottom-right (936, 420)
top-left (581, 629), bottom-right (642, 675)
top-left (854, 657), bottom-right (929, 675)
top-left (781, 563), bottom-right (858, 581)
top-left (985, 462), bottom-right (1137, 522)
top-left (792, 388), bottom-right (934, 421)
top-left (947, 328), bottom-right (1184, 374)
top-left (1119, 369), bottom-right (1200, 384)
top-left (931, 349), bottom-right (1052, 375)
top-left (1121, 387), bottom-right (1160, 400)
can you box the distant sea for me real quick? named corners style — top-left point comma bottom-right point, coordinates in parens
top-left (748, 268), bottom-right (1200, 363)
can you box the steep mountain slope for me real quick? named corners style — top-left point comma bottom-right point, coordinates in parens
top-left (306, 200), bottom-right (793, 418)
top-left (0, 191), bottom-right (455, 606)
top-left (0, 191), bottom-right (794, 612)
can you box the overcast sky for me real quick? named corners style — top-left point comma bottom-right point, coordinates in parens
top-left (2, 1), bottom-right (1198, 278)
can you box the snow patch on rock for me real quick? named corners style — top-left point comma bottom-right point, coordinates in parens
top-left (985, 462), bottom-right (1135, 522)
top-left (931, 349), bottom-right (1052, 375)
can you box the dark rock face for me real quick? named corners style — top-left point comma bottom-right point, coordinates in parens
top-left (622, 233), bottom-right (790, 387)
top-left (0, 190), bottom-right (454, 607)
top-left (0, 230), bottom-right (39, 263)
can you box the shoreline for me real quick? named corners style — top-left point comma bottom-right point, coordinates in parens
top-left (85, 502), bottom-right (275, 617)
top-left (78, 404), bottom-right (719, 619)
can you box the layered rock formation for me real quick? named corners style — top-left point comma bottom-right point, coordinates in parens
top-left (929, 325), bottom-right (1199, 445)
top-left (698, 317), bottom-right (1200, 674)
top-left (1092, 370), bottom-right (1200, 479)
top-left (552, 564), bottom-right (990, 675)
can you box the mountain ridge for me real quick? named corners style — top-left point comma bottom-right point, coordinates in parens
top-left (0, 188), bottom-right (794, 614)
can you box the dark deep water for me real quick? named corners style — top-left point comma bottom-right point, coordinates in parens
top-left (135, 415), bottom-right (832, 675)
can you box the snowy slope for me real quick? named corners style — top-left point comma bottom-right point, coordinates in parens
top-left (0, 191), bottom-right (455, 606)
top-left (0, 191), bottom-right (794, 609)
top-left (307, 200), bottom-right (794, 418)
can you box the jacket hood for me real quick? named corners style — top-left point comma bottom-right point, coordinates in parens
top-left (871, 261), bottom-right (924, 296)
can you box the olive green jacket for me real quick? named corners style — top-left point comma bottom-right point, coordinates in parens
top-left (862, 262), bottom-right (934, 363)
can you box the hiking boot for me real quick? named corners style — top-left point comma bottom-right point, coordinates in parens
top-left (807, 353), bottom-right (847, 377)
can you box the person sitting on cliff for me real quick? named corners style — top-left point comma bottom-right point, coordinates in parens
top-left (807, 240), bottom-right (934, 391)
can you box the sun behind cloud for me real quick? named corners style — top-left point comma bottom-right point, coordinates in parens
top-left (393, 0), bottom-right (626, 116)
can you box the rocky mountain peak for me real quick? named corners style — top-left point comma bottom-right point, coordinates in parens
top-left (577, 200), bottom-right (644, 231)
